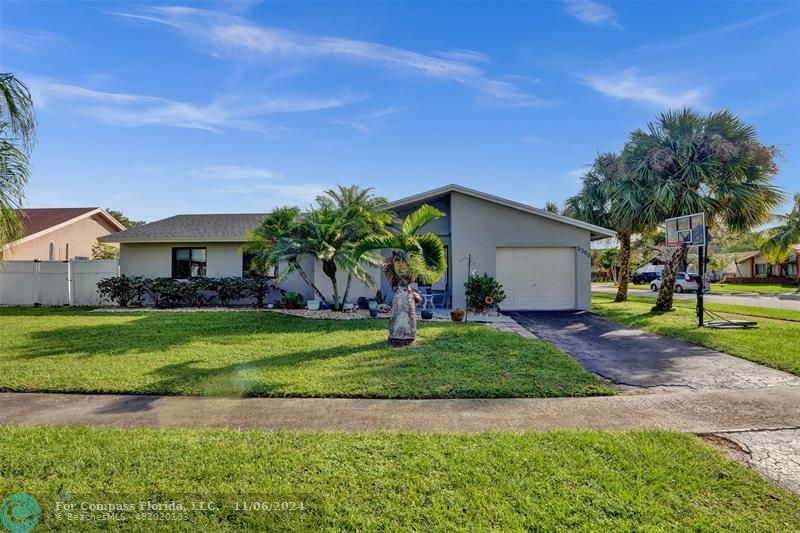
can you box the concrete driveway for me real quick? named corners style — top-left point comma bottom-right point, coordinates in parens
top-left (508, 311), bottom-right (800, 391)
top-left (592, 285), bottom-right (800, 311)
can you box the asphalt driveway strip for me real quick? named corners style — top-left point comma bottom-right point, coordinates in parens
top-left (508, 311), bottom-right (800, 392)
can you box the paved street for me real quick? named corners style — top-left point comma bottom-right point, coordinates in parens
top-left (593, 285), bottom-right (800, 311)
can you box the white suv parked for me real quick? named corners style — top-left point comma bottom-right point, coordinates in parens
top-left (650, 272), bottom-right (703, 293)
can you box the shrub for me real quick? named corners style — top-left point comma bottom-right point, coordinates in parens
top-left (143, 278), bottom-right (175, 308)
top-left (281, 291), bottom-right (305, 308)
top-left (214, 277), bottom-right (247, 307)
top-left (243, 276), bottom-right (284, 308)
top-left (97, 275), bottom-right (146, 307)
top-left (464, 273), bottom-right (506, 311)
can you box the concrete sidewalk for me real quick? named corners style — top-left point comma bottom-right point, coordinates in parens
top-left (2, 387), bottom-right (799, 433)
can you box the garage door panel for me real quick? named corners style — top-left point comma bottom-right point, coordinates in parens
top-left (496, 248), bottom-right (575, 310)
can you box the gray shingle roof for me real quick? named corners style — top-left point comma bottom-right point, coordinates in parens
top-left (98, 214), bottom-right (267, 243)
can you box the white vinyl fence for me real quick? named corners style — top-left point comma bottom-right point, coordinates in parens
top-left (0, 260), bottom-right (118, 306)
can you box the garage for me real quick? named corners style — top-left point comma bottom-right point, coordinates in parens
top-left (496, 247), bottom-right (576, 310)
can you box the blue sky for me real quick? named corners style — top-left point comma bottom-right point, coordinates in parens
top-left (2, 0), bottom-right (798, 222)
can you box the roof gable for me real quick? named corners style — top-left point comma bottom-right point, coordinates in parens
top-left (2, 208), bottom-right (126, 250)
top-left (389, 184), bottom-right (615, 240)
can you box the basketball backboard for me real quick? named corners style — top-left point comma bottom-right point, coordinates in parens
top-left (665, 213), bottom-right (706, 246)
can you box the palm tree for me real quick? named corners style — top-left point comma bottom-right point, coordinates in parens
top-left (565, 153), bottom-right (650, 301)
top-left (544, 201), bottom-right (560, 214)
top-left (761, 192), bottom-right (800, 283)
top-left (243, 206), bottom-right (332, 304)
top-left (0, 73), bottom-right (36, 254)
top-left (315, 185), bottom-right (393, 306)
top-left (355, 205), bottom-right (447, 346)
top-left (624, 109), bottom-right (784, 311)
top-left (243, 186), bottom-right (390, 310)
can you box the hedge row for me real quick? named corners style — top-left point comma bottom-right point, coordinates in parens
top-left (96, 275), bottom-right (285, 308)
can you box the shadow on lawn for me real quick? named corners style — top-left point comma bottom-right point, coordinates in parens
top-left (15, 312), bottom-right (391, 359)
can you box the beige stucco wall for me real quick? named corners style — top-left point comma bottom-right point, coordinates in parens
top-left (4, 215), bottom-right (119, 260)
top-left (449, 191), bottom-right (593, 311)
top-left (119, 242), bottom-right (315, 300)
top-left (312, 259), bottom-right (382, 304)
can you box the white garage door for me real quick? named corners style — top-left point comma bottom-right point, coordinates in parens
top-left (496, 248), bottom-right (576, 310)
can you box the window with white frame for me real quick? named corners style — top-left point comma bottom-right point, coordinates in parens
top-left (755, 263), bottom-right (767, 276)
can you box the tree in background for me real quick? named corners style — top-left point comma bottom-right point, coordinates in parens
top-left (624, 109), bottom-right (783, 311)
top-left (0, 73), bottom-right (35, 255)
top-left (355, 205), bottom-right (447, 346)
top-left (544, 202), bottom-right (560, 214)
top-left (566, 153), bottom-right (650, 302)
top-left (91, 242), bottom-right (119, 260)
top-left (761, 193), bottom-right (800, 279)
top-left (106, 209), bottom-right (145, 229)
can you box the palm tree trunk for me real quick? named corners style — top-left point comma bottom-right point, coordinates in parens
top-left (615, 232), bottom-right (631, 302)
top-left (321, 259), bottom-right (341, 310)
top-left (291, 260), bottom-right (330, 306)
top-left (341, 274), bottom-right (353, 310)
top-left (388, 281), bottom-right (418, 346)
top-left (653, 246), bottom-right (685, 312)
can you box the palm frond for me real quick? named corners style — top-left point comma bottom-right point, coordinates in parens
top-left (401, 204), bottom-right (445, 237)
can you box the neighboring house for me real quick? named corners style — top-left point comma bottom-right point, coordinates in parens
top-left (634, 256), bottom-right (665, 275)
top-left (99, 184), bottom-right (615, 310)
top-left (733, 245), bottom-right (800, 280)
top-left (2, 208), bottom-right (126, 261)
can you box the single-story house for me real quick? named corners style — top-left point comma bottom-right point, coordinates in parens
top-left (2, 208), bottom-right (125, 261)
top-left (634, 256), bottom-right (666, 275)
top-left (733, 245), bottom-right (800, 280)
top-left (99, 184), bottom-right (615, 310)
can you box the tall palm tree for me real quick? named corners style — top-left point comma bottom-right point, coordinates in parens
top-left (0, 73), bottom-right (36, 254)
top-left (624, 109), bottom-right (784, 311)
top-left (355, 205), bottom-right (447, 346)
top-left (565, 153), bottom-right (650, 301)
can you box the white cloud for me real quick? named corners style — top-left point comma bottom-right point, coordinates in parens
top-left (435, 49), bottom-right (490, 64)
top-left (563, 0), bottom-right (622, 30)
top-left (332, 105), bottom-right (401, 133)
top-left (112, 6), bottom-right (551, 107)
top-left (637, 11), bottom-right (782, 52)
top-left (189, 165), bottom-right (279, 179)
top-left (582, 68), bottom-right (705, 109)
top-left (0, 30), bottom-right (66, 54)
top-left (26, 77), bottom-right (361, 132)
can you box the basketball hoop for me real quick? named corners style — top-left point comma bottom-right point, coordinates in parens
top-left (656, 241), bottom-right (686, 263)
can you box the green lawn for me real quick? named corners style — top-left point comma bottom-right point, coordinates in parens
top-left (0, 307), bottom-right (613, 398)
top-left (600, 291), bottom-right (800, 323)
top-left (1, 426), bottom-right (797, 531)
top-left (711, 282), bottom-right (799, 295)
top-left (592, 293), bottom-right (800, 375)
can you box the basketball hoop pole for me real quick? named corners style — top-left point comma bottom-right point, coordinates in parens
top-left (697, 241), bottom-right (704, 327)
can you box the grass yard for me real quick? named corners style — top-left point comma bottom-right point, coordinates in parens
top-left (0, 307), bottom-right (613, 398)
top-left (711, 282), bottom-right (799, 295)
top-left (1, 426), bottom-right (797, 531)
top-left (592, 293), bottom-right (800, 375)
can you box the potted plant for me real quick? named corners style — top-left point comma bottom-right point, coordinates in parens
top-left (420, 307), bottom-right (434, 320)
top-left (450, 308), bottom-right (465, 322)
top-left (281, 292), bottom-right (304, 309)
top-left (307, 299), bottom-right (321, 311)
top-left (368, 298), bottom-right (378, 311)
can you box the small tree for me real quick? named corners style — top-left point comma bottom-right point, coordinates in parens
top-left (91, 242), bottom-right (119, 260)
